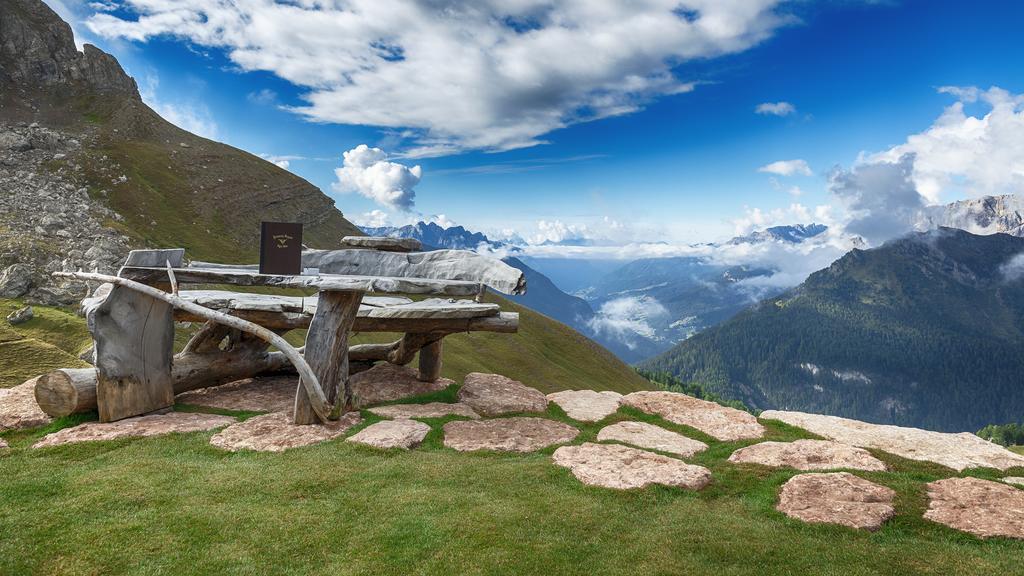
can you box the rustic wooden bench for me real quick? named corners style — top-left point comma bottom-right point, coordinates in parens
top-left (42, 239), bottom-right (525, 424)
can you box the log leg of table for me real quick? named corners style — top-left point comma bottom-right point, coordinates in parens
top-left (418, 338), bottom-right (443, 382)
top-left (293, 290), bottom-right (363, 425)
top-left (90, 284), bottom-right (175, 422)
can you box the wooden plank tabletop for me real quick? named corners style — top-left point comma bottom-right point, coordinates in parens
top-left (119, 266), bottom-right (484, 297)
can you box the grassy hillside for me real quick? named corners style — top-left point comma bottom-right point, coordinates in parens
top-left (642, 229), bottom-right (1024, 432)
top-left (1, 399), bottom-right (1022, 574)
top-left (0, 299), bottom-right (90, 387)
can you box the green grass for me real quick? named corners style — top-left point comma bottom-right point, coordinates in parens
top-left (0, 299), bottom-right (91, 388)
top-left (1010, 446), bottom-right (1024, 455)
top-left (2, 401), bottom-right (1023, 575)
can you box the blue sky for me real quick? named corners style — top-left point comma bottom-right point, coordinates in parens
top-left (52, 0), bottom-right (1024, 244)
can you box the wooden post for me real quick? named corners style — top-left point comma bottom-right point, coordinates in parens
top-left (418, 338), bottom-right (443, 382)
top-left (90, 285), bottom-right (175, 422)
top-left (293, 290), bottom-right (363, 425)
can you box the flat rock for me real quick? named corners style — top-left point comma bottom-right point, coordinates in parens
top-left (347, 419), bottom-right (430, 449)
top-left (622, 391), bottom-right (764, 441)
top-left (0, 378), bottom-right (52, 431)
top-left (553, 442), bottom-right (712, 490)
top-left (761, 410), bottom-right (1024, 471)
top-left (777, 472), bottom-right (896, 531)
top-left (1003, 477), bottom-right (1024, 487)
top-left (457, 373), bottom-right (548, 417)
top-left (210, 411), bottom-right (362, 452)
top-left (33, 412), bottom-right (235, 448)
top-left (351, 363), bottom-right (453, 408)
top-left (175, 376), bottom-right (295, 412)
top-left (547, 390), bottom-right (622, 422)
top-left (597, 421), bottom-right (707, 457)
top-left (368, 402), bottom-right (479, 420)
top-left (0, 438), bottom-right (8, 450)
top-left (924, 477), bottom-right (1024, 539)
top-left (443, 417), bottom-right (578, 453)
top-left (729, 440), bottom-right (887, 471)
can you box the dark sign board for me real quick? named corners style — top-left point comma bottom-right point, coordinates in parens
top-left (259, 221), bottom-right (302, 275)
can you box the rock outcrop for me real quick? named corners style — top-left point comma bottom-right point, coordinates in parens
top-left (596, 421), bottom-right (707, 458)
top-left (209, 411), bottom-right (362, 452)
top-left (622, 391), bottom-right (765, 441)
top-left (728, 440), bottom-right (887, 472)
top-left (443, 417), bottom-right (578, 453)
top-left (547, 390), bottom-right (622, 422)
top-left (457, 373), bottom-right (548, 417)
top-left (33, 412), bottom-right (235, 448)
top-left (761, 411), bottom-right (1024, 471)
top-left (924, 477), bottom-right (1024, 539)
top-left (553, 442), bottom-right (712, 490)
top-left (776, 472), bottom-right (896, 531)
top-left (347, 419), bottom-right (431, 450)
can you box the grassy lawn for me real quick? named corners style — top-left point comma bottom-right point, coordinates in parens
top-left (2, 391), bottom-right (1023, 576)
top-left (0, 299), bottom-right (90, 388)
top-left (1010, 446), bottom-right (1024, 455)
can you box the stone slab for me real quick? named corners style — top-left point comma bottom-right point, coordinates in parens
top-left (176, 376), bottom-right (295, 412)
top-left (347, 419), bottom-right (431, 449)
top-left (597, 421), bottom-right (707, 457)
top-left (553, 442), bottom-right (712, 490)
top-left (368, 402), bottom-right (479, 420)
top-left (547, 390), bottom-right (622, 422)
top-left (729, 440), bottom-right (887, 471)
top-left (443, 417), bottom-right (578, 453)
top-left (457, 373), bottom-right (548, 417)
top-left (0, 378), bottom-right (51, 431)
top-left (351, 363), bottom-right (453, 408)
top-left (210, 411), bottom-right (362, 452)
top-left (33, 412), bottom-right (235, 448)
top-left (622, 391), bottom-right (765, 441)
top-left (777, 472), bottom-right (896, 531)
top-left (924, 477), bottom-right (1024, 539)
top-left (761, 410), bottom-right (1024, 471)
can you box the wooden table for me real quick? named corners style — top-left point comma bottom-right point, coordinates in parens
top-left (118, 266), bottom-right (484, 425)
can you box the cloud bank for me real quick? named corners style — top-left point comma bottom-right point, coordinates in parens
top-left (86, 0), bottom-right (794, 156)
top-left (333, 145), bottom-right (421, 211)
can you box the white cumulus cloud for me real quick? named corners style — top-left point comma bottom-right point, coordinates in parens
top-left (588, 295), bottom-right (668, 350)
top-left (140, 75), bottom-right (218, 140)
top-left (85, 0), bottom-right (795, 156)
top-left (356, 209), bottom-right (391, 228)
top-left (758, 159), bottom-right (811, 176)
top-left (869, 86), bottom-right (1024, 203)
top-left (333, 145), bottom-right (422, 211)
top-left (755, 101), bottom-right (796, 116)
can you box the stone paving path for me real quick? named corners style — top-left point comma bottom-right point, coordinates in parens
top-left (6, 368), bottom-right (1024, 540)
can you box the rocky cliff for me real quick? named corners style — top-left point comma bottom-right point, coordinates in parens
top-left (0, 0), bottom-right (361, 304)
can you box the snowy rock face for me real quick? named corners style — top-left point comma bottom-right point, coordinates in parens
top-left (917, 195), bottom-right (1024, 237)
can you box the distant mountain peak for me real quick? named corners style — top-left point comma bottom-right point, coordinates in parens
top-left (359, 220), bottom-right (504, 251)
top-left (918, 194), bottom-right (1024, 237)
top-left (726, 223), bottom-right (828, 245)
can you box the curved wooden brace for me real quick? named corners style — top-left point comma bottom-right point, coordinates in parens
top-left (53, 271), bottom-right (339, 422)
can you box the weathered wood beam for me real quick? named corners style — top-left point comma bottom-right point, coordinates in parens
top-left (293, 291), bottom-right (362, 425)
top-left (118, 266), bottom-right (485, 297)
top-left (172, 309), bottom-right (518, 333)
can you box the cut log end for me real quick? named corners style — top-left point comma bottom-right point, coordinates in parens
top-left (34, 368), bottom-right (98, 418)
